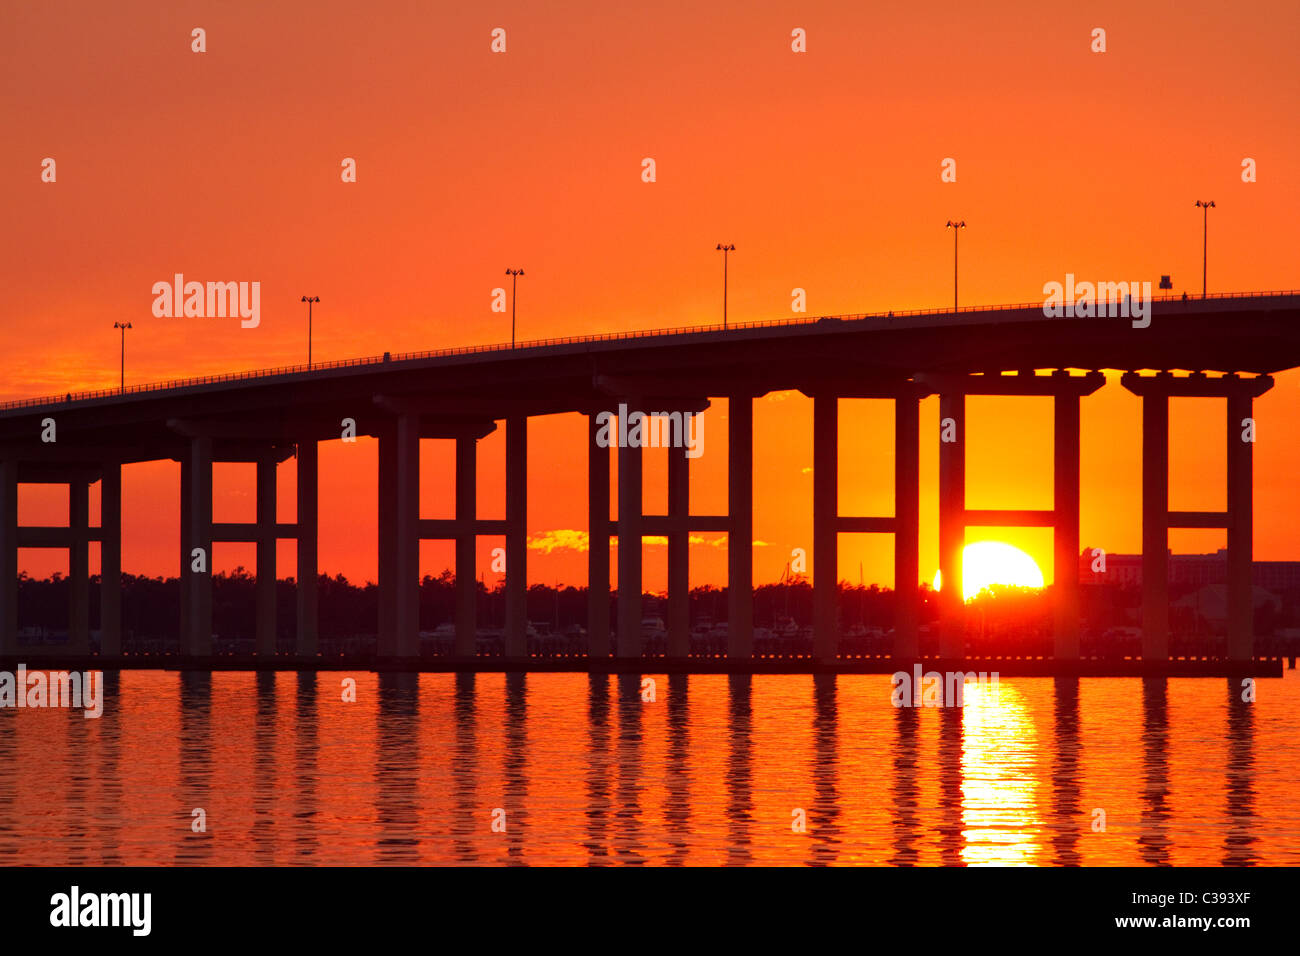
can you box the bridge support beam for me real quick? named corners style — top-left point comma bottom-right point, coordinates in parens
top-left (1227, 390), bottom-right (1254, 661)
top-left (296, 439), bottom-right (319, 657)
top-left (923, 371), bottom-right (1104, 661)
top-left (375, 412), bottom-right (497, 659)
top-left (175, 432), bottom-right (296, 657)
top-left (728, 395), bottom-right (754, 659)
top-left (667, 441), bottom-right (690, 658)
top-left (1053, 387), bottom-right (1082, 660)
top-left (394, 414), bottom-right (420, 658)
top-left (0, 462), bottom-right (17, 655)
top-left (256, 452), bottom-right (277, 656)
top-left (0, 462), bottom-right (112, 657)
top-left (938, 392), bottom-right (965, 660)
top-left (179, 455), bottom-right (191, 652)
top-left (893, 393), bottom-right (920, 658)
top-left (813, 395), bottom-right (838, 661)
top-left (616, 438), bottom-right (643, 658)
top-left (1141, 390), bottom-right (1169, 660)
top-left (68, 476), bottom-right (90, 655)
top-left (599, 396), bottom-right (711, 660)
top-left (1123, 371), bottom-right (1272, 662)
top-left (504, 416), bottom-right (528, 658)
top-left (803, 383), bottom-right (929, 662)
top-left (454, 436), bottom-right (477, 657)
top-left (100, 463), bottom-right (122, 657)
top-left (377, 424), bottom-right (397, 656)
top-left (587, 414), bottom-right (611, 658)
top-left (187, 435), bottom-right (214, 657)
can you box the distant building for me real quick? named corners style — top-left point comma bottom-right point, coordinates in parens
top-left (1080, 548), bottom-right (1300, 593)
top-left (1081, 549), bottom-right (1142, 586)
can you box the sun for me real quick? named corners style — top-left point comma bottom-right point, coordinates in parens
top-left (932, 541), bottom-right (1045, 601)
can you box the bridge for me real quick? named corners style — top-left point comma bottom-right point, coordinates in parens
top-left (1, 290), bottom-right (1297, 672)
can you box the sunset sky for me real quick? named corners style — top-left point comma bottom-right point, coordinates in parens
top-left (3, 1), bottom-right (1298, 591)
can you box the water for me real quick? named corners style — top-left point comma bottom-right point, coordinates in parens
top-left (1, 669), bottom-right (1296, 866)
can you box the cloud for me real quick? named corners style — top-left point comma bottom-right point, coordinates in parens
top-left (526, 529), bottom-right (589, 554)
top-left (526, 531), bottom-right (770, 553)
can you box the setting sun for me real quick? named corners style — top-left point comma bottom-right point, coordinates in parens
top-left (933, 542), bottom-right (1046, 601)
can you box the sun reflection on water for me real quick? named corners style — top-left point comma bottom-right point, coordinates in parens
top-left (959, 680), bottom-right (1044, 866)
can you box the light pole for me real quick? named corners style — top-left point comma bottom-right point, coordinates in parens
top-left (1194, 200), bottom-right (1215, 299)
top-left (945, 220), bottom-right (966, 311)
top-left (301, 295), bottom-right (320, 366)
top-left (112, 321), bottom-right (132, 390)
top-left (505, 269), bottom-right (524, 346)
top-left (716, 243), bottom-right (735, 327)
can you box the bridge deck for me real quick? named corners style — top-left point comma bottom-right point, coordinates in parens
top-left (1, 291), bottom-right (1298, 456)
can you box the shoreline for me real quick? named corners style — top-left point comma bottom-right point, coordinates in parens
top-left (0, 654), bottom-right (1283, 678)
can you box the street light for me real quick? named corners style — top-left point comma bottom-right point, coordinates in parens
top-left (112, 321), bottom-right (132, 390)
top-left (301, 295), bottom-right (320, 366)
top-left (715, 243), bottom-right (735, 327)
top-left (505, 269), bottom-right (524, 346)
top-left (1194, 200), bottom-right (1215, 299)
top-left (945, 220), bottom-right (966, 312)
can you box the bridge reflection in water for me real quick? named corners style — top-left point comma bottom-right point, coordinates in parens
top-left (0, 669), bottom-right (1283, 865)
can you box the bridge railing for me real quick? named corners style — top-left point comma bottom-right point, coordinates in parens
top-left (2, 289), bottom-right (1296, 412)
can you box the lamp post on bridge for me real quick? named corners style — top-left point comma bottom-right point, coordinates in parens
top-left (716, 243), bottom-right (735, 327)
top-left (505, 269), bottom-right (524, 346)
top-left (112, 321), bottom-right (132, 390)
top-left (945, 220), bottom-right (965, 312)
top-left (1194, 200), bottom-right (1215, 299)
top-left (301, 295), bottom-right (320, 367)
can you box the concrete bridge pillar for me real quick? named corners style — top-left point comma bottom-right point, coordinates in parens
top-left (255, 452), bottom-right (277, 656)
top-left (377, 423), bottom-right (397, 656)
top-left (296, 439), bottom-right (319, 657)
top-left (805, 383), bottom-right (929, 662)
top-left (923, 370), bottom-right (1102, 662)
top-left (893, 393), bottom-right (920, 658)
top-left (0, 461), bottom-right (17, 655)
top-left (616, 437), bottom-right (643, 658)
top-left (1140, 386), bottom-right (1170, 661)
top-left (1226, 388), bottom-right (1254, 661)
top-left (394, 414), bottom-right (420, 658)
top-left (1123, 370), bottom-right (1272, 663)
top-left (377, 411), bottom-right (496, 661)
top-left (1053, 386), bottom-right (1082, 660)
top-left (667, 441), bottom-right (690, 657)
top-left (166, 426), bottom-right (297, 657)
top-left (812, 394), bottom-right (838, 661)
top-left (68, 476), bottom-right (90, 655)
top-left (179, 454), bottom-right (191, 652)
top-left (587, 413), bottom-right (611, 658)
top-left (454, 435), bottom-right (477, 657)
top-left (504, 415), bottom-right (528, 658)
top-left (100, 463), bottom-right (122, 657)
top-left (187, 435), bottom-right (213, 657)
top-left (728, 394), bottom-right (754, 659)
top-left (938, 392), bottom-right (966, 659)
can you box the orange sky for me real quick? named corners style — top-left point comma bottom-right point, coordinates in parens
top-left (3, 1), bottom-right (1298, 591)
